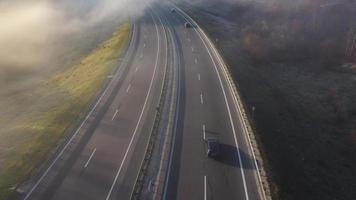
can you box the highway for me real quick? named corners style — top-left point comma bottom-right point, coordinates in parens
top-left (23, 8), bottom-right (168, 200)
top-left (154, 3), bottom-right (266, 200)
top-left (22, 2), bottom-right (266, 200)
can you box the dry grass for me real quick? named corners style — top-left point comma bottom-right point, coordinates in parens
top-left (0, 23), bottom-right (130, 200)
top-left (185, 1), bottom-right (356, 199)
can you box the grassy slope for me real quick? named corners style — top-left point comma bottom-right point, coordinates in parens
top-left (0, 23), bottom-right (130, 200)
top-left (182, 2), bottom-right (356, 200)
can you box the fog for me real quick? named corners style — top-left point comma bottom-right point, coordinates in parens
top-left (0, 2), bottom-right (56, 70)
top-left (0, 0), bottom-right (153, 77)
top-left (0, 0), bottom-right (326, 76)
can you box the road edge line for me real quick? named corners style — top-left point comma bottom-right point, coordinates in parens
top-left (129, 8), bottom-right (170, 200)
top-left (172, 4), bottom-right (272, 200)
top-left (22, 23), bottom-right (135, 200)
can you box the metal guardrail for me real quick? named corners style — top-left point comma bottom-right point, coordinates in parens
top-left (172, 4), bottom-right (272, 200)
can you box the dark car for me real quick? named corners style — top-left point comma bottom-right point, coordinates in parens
top-left (171, 8), bottom-right (176, 13)
top-left (206, 138), bottom-right (220, 158)
top-left (184, 22), bottom-right (192, 28)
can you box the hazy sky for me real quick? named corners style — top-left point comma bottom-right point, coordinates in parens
top-left (0, 0), bottom-right (325, 73)
top-left (0, 0), bottom-right (153, 72)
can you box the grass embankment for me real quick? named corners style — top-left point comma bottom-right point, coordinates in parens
top-left (0, 23), bottom-right (130, 200)
top-left (184, 1), bottom-right (356, 200)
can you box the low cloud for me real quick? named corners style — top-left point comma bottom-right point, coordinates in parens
top-left (0, 0), bottom-right (153, 73)
top-left (0, 2), bottom-right (57, 69)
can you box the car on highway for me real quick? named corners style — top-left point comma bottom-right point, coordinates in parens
top-left (184, 22), bottom-right (193, 28)
top-left (206, 138), bottom-right (220, 158)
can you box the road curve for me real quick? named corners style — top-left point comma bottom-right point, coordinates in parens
top-left (153, 3), bottom-right (266, 200)
top-left (21, 3), bottom-right (266, 200)
top-left (22, 9), bottom-right (168, 200)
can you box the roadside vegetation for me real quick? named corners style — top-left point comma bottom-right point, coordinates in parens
top-left (0, 23), bottom-right (130, 200)
top-left (182, 0), bottom-right (356, 199)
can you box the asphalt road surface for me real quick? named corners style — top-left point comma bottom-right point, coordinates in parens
top-left (22, 3), bottom-right (265, 200)
top-left (23, 8), bottom-right (168, 200)
top-left (154, 3), bottom-right (265, 200)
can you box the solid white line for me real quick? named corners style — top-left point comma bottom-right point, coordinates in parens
top-left (195, 58), bottom-right (198, 64)
top-left (150, 11), bottom-right (171, 200)
top-left (173, 6), bottom-right (251, 200)
top-left (204, 176), bottom-right (207, 200)
top-left (198, 73), bottom-right (201, 81)
top-left (105, 12), bottom-right (161, 200)
top-left (203, 124), bottom-right (206, 140)
top-left (22, 21), bottom-right (136, 199)
top-left (84, 148), bottom-right (97, 168)
top-left (111, 109), bottom-right (119, 121)
top-left (148, 180), bottom-right (153, 192)
top-left (161, 29), bottom-right (181, 199)
top-left (211, 36), bottom-right (266, 199)
top-left (126, 84), bottom-right (131, 93)
top-left (200, 92), bottom-right (204, 104)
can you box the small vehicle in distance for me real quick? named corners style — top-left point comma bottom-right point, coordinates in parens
top-left (171, 8), bottom-right (176, 13)
top-left (206, 138), bottom-right (220, 158)
top-left (184, 22), bottom-right (193, 28)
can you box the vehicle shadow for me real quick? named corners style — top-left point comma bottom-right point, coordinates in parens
top-left (213, 144), bottom-right (256, 169)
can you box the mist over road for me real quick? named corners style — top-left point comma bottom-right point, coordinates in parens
top-left (20, 2), bottom-right (267, 200)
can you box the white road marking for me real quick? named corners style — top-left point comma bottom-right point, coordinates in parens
top-left (135, 67), bottom-right (138, 72)
top-left (105, 12), bottom-right (162, 200)
top-left (84, 148), bottom-right (97, 168)
top-left (195, 58), bottom-right (198, 64)
top-left (204, 176), bottom-right (207, 200)
top-left (203, 124), bottom-right (206, 140)
top-left (198, 73), bottom-right (201, 81)
top-left (148, 180), bottom-right (153, 192)
top-left (191, 46), bottom-right (194, 52)
top-left (111, 109), bottom-right (119, 121)
top-left (188, 38), bottom-right (191, 42)
top-left (173, 6), bottom-right (254, 200)
top-left (22, 18), bottom-right (133, 196)
top-left (144, 43), bottom-right (146, 48)
top-left (200, 92), bottom-right (204, 104)
top-left (157, 17), bottom-right (181, 199)
top-left (140, 53), bottom-right (143, 59)
top-left (126, 84), bottom-right (131, 93)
